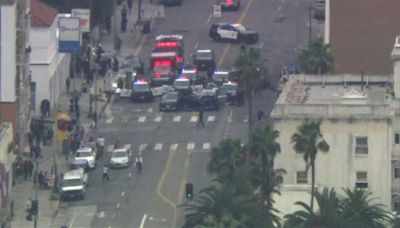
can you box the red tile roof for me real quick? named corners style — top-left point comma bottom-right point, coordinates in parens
top-left (329, 0), bottom-right (400, 75)
top-left (30, 0), bottom-right (58, 27)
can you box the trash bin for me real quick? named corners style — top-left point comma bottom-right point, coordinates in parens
top-left (142, 20), bottom-right (151, 34)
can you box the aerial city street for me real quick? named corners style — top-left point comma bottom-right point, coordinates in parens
top-left (4, 0), bottom-right (400, 227)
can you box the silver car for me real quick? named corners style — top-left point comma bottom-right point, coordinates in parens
top-left (109, 145), bottom-right (132, 168)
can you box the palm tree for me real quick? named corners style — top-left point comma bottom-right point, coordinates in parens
top-left (392, 209), bottom-right (400, 227)
top-left (291, 120), bottom-right (329, 211)
top-left (208, 139), bottom-right (246, 183)
top-left (234, 47), bottom-right (267, 142)
top-left (250, 125), bottom-right (281, 205)
top-left (297, 37), bottom-right (334, 74)
top-left (284, 188), bottom-right (347, 228)
top-left (341, 188), bottom-right (391, 228)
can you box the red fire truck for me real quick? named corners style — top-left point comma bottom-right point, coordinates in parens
top-left (150, 52), bottom-right (182, 86)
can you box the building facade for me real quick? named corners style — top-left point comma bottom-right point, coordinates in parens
top-left (271, 73), bottom-right (394, 210)
top-left (29, 0), bottom-right (70, 114)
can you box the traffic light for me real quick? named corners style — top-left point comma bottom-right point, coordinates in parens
top-left (31, 200), bottom-right (38, 215)
top-left (186, 183), bottom-right (193, 199)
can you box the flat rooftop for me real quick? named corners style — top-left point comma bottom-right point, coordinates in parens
top-left (272, 74), bottom-right (393, 119)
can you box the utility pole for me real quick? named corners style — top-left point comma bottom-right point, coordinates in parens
top-left (16, 0), bottom-right (31, 160)
top-left (137, 0), bottom-right (142, 23)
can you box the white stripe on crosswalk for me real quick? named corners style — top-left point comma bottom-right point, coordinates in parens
top-left (187, 143), bottom-right (195, 150)
top-left (154, 116), bottom-right (162, 122)
top-left (207, 116), bottom-right (215, 122)
top-left (154, 143), bottom-right (163, 150)
top-left (147, 107), bottom-right (153, 113)
top-left (105, 117), bottom-right (114, 124)
top-left (138, 116), bottom-right (146, 122)
top-left (173, 115), bottom-right (181, 122)
top-left (139, 144), bottom-right (147, 152)
top-left (203, 143), bottom-right (211, 150)
top-left (190, 116), bottom-right (198, 122)
top-left (170, 143), bottom-right (178, 150)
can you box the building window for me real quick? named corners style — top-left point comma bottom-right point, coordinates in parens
top-left (355, 136), bottom-right (368, 154)
top-left (296, 171), bottom-right (308, 184)
top-left (356, 171), bottom-right (368, 189)
top-left (395, 168), bottom-right (400, 179)
top-left (395, 201), bottom-right (400, 211)
top-left (396, 133), bottom-right (400, 144)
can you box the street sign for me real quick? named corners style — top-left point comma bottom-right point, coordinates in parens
top-left (213, 4), bottom-right (221, 17)
top-left (71, 9), bottom-right (91, 32)
top-left (58, 17), bottom-right (80, 53)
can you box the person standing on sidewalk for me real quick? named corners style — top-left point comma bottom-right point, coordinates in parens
top-left (127, 0), bottom-right (133, 14)
top-left (115, 37), bottom-right (122, 56)
top-left (121, 5), bottom-right (128, 32)
top-left (66, 77), bottom-right (71, 94)
top-left (102, 165), bottom-right (110, 181)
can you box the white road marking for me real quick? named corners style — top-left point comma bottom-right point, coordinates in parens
top-left (128, 173), bottom-right (132, 177)
top-left (190, 116), bottom-right (198, 122)
top-left (173, 115), bottom-right (181, 122)
top-left (139, 144), bottom-right (148, 152)
top-left (187, 143), bottom-right (195, 150)
top-left (121, 192), bottom-right (125, 196)
top-left (207, 115), bottom-right (215, 122)
top-left (140, 214), bottom-right (148, 228)
top-left (203, 143), bottom-right (211, 150)
top-left (259, 41), bottom-right (264, 49)
top-left (138, 116), bottom-right (146, 122)
top-left (69, 216), bottom-right (75, 228)
top-left (206, 13), bottom-right (212, 24)
top-left (155, 143), bottom-right (163, 150)
top-left (147, 107), bottom-right (153, 113)
top-left (170, 143), bottom-right (178, 151)
top-left (116, 203), bottom-right (120, 208)
top-left (98, 211), bottom-right (105, 218)
top-left (194, 42), bottom-right (199, 49)
top-left (227, 109), bottom-right (233, 123)
top-left (154, 116), bottom-right (162, 122)
top-left (105, 117), bottom-right (114, 124)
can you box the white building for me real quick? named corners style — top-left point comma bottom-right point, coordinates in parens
top-left (0, 0), bottom-right (17, 128)
top-left (29, 0), bottom-right (70, 113)
top-left (270, 41), bottom-right (400, 211)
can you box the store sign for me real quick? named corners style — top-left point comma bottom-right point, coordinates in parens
top-left (58, 17), bottom-right (80, 53)
top-left (71, 9), bottom-right (90, 32)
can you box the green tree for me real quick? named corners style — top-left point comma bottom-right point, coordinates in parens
top-left (234, 47), bottom-right (267, 142)
top-left (291, 120), bottom-right (329, 211)
top-left (297, 37), bottom-right (334, 74)
top-left (284, 188), bottom-right (347, 228)
top-left (391, 209), bottom-right (400, 227)
top-left (208, 139), bottom-right (246, 183)
top-left (250, 125), bottom-right (281, 205)
top-left (341, 188), bottom-right (391, 228)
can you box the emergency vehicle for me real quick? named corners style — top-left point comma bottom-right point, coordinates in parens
top-left (131, 80), bottom-right (154, 102)
top-left (150, 52), bottom-right (182, 86)
top-left (173, 76), bottom-right (192, 95)
top-left (154, 34), bottom-right (184, 62)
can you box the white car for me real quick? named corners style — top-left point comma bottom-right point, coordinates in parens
top-left (109, 145), bottom-right (132, 168)
top-left (75, 147), bottom-right (96, 169)
top-left (60, 169), bottom-right (88, 200)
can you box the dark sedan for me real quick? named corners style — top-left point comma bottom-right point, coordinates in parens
top-left (131, 81), bottom-right (154, 102)
top-left (159, 91), bottom-right (181, 111)
top-left (183, 90), bottom-right (220, 111)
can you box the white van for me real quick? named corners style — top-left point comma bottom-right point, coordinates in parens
top-left (60, 169), bottom-right (88, 200)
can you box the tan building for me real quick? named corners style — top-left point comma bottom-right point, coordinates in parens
top-left (327, 0), bottom-right (400, 75)
top-left (270, 39), bottom-right (400, 211)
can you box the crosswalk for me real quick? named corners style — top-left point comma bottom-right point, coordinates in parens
top-left (106, 142), bottom-right (213, 153)
top-left (103, 114), bottom-right (218, 124)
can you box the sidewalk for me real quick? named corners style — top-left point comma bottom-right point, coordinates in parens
top-left (10, 1), bottom-right (160, 228)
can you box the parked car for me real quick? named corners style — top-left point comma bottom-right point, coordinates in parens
top-left (192, 49), bottom-right (216, 73)
top-left (60, 169), bottom-right (88, 200)
top-left (70, 159), bottom-right (90, 173)
top-left (183, 90), bottom-right (220, 111)
top-left (75, 147), bottom-right (96, 169)
top-left (221, 81), bottom-right (239, 104)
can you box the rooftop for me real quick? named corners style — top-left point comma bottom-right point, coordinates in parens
top-left (272, 74), bottom-right (393, 119)
top-left (30, 0), bottom-right (58, 27)
top-left (329, 0), bottom-right (400, 75)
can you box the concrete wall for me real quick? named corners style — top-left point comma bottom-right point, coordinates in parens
top-left (0, 3), bottom-right (16, 102)
top-left (274, 118), bottom-right (392, 208)
top-left (29, 15), bottom-right (70, 113)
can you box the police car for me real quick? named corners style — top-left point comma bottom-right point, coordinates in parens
top-left (131, 80), bottom-right (154, 102)
top-left (220, 0), bottom-right (240, 11)
top-left (181, 67), bottom-right (205, 85)
top-left (209, 23), bottom-right (259, 44)
top-left (173, 77), bottom-right (192, 95)
top-left (221, 81), bottom-right (239, 104)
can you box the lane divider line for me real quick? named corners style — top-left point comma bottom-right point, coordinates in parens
top-left (140, 214), bottom-right (148, 228)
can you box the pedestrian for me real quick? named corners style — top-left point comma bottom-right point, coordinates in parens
top-left (135, 155), bottom-right (143, 172)
top-left (26, 198), bottom-right (32, 220)
top-left (197, 107), bottom-right (205, 128)
top-left (66, 77), bottom-right (71, 94)
top-left (102, 165), bottom-right (110, 181)
top-left (112, 55), bottom-right (119, 72)
top-left (23, 160), bottom-right (29, 180)
top-left (257, 110), bottom-right (265, 122)
top-left (121, 6), bottom-right (128, 32)
top-left (97, 135), bottom-right (105, 158)
top-left (27, 160), bottom-right (34, 178)
top-left (127, 0), bottom-right (133, 14)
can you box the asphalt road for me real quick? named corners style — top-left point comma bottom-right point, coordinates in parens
top-left (56, 0), bottom-right (319, 227)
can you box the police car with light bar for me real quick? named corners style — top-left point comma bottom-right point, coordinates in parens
top-left (209, 23), bottom-right (259, 44)
top-left (131, 80), bottom-right (154, 102)
top-left (220, 0), bottom-right (240, 11)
